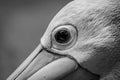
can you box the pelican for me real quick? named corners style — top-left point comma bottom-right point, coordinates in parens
top-left (7, 0), bottom-right (120, 80)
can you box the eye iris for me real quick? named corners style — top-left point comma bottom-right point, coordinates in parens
top-left (55, 30), bottom-right (71, 43)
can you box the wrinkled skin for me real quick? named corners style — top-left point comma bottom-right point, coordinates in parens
top-left (7, 0), bottom-right (120, 80)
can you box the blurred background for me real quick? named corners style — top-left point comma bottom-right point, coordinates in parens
top-left (0, 0), bottom-right (71, 79)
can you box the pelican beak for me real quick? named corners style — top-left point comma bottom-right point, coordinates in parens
top-left (7, 43), bottom-right (77, 80)
top-left (7, 43), bottom-right (99, 80)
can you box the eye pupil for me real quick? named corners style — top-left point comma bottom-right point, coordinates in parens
top-left (55, 29), bottom-right (71, 43)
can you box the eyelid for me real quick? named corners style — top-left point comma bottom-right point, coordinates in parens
top-left (51, 25), bottom-right (78, 50)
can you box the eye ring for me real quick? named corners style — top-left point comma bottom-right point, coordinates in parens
top-left (51, 25), bottom-right (77, 50)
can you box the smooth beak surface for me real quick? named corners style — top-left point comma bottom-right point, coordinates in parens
top-left (7, 43), bottom-right (100, 80)
top-left (7, 44), bottom-right (78, 80)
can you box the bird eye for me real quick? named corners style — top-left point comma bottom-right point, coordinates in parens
top-left (54, 29), bottom-right (71, 44)
top-left (52, 25), bottom-right (77, 50)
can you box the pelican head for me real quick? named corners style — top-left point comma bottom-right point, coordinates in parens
top-left (7, 0), bottom-right (120, 80)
